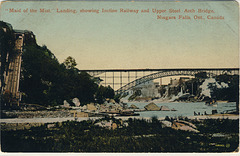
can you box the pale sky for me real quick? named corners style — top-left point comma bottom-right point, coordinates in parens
top-left (1, 1), bottom-right (239, 70)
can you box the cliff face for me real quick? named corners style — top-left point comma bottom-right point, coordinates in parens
top-left (15, 30), bottom-right (36, 46)
top-left (1, 21), bottom-right (15, 93)
top-left (128, 74), bottom-right (239, 102)
top-left (0, 22), bottom-right (37, 79)
top-left (160, 76), bottom-right (238, 102)
top-left (160, 78), bottom-right (202, 101)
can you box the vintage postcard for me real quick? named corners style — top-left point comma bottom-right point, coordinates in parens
top-left (0, 0), bottom-right (239, 153)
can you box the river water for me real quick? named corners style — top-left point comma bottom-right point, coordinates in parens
top-left (0, 102), bottom-right (237, 124)
top-left (126, 102), bottom-right (237, 118)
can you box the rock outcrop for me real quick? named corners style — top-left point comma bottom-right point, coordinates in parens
top-left (161, 120), bottom-right (172, 128)
top-left (109, 99), bottom-right (116, 104)
top-left (87, 103), bottom-right (97, 111)
top-left (61, 100), bottom-right (70, 108)
top-left (160, 105), bottom-right (170, 111)
top-left (129, 104), bottom-right (139, 109)
top-left (172, 120), bottom-right (199, 133)
top-left (72, 98), bottom-right (80, 107)
top-left (144, 102), bottom-right (160, 111)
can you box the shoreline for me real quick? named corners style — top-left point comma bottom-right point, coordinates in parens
top-left (1, 114), bottom-right (239, 124)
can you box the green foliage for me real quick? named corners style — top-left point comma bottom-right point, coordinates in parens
top-left (1, 21), bottom-right (117, 106)
top-left (151, 116), bottom-right (159, 124)
top-left (95, 85), bottom-right (115, 104)
top-left (114, 94), bottom-right (120, 103)
top-left (195, 72), bottom-right (208, 79)
top-left (0, 21), bottom-right (105, 106)
top-left (197, 119), bottom-right (239, 134)
top-left (1, 118), bottom-right (239, 152)
top-left (20, 44), bottom-right (98, 106)
top-left (0, 21), bottom-right (15, 61)
top-left (105, 86), bottom-right (115, 99)
top-left (63, 56), bottom-right (77, 69)
top-left (20, 45), bottom-right (59, 105)
top-left (178, 73), bottom-right (239, 102)
top-left (0, 21), bottom-right (16, 103)
top-left (212, 74), bottom-right (239, 102)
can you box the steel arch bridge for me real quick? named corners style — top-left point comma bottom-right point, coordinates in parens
top-left (79, 68), bottom-right (239, 94)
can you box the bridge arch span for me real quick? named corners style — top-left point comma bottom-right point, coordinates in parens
top-left (115, 69), bottom-right (225, 94)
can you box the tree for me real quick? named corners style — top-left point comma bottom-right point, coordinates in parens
top-left (20, 46), bottom-right (98, 106)
top-left (73, 71), bottom-right (98, 104)
top-left (20, 45), bottom-right (61, 105)
top-left (104, 86), bottom-right (114, 99)
top-left (95, 85), bottom-right (115, 104)
top-left (63, 56), bottom-right (77, 69)
top-left (95, 85), bottom-right (106, 104)
top-left (195, 72), bottom-right (208, 79)
top-left (0, 21), bottom-right (16, 94)
top-left (0, 21), bottom-right (18, 108)
top-left (212, 74), bottom-right (239, 102)
top-left (3, 21), bottom-right (113, 107)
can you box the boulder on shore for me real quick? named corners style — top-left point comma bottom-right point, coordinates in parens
top-left (144, 102), bottom-right (160, 111)
top-left (129, 104), bottom-right (139, 109)
top-left (87, 103), bottom-right (97, 111)
top-left (172, 120), bottom-right (199, 133)
top-left (109, 99), bottom-right (116, 104)
top-left (161, 120), bottom-right (172, 128)
top-left (72, 98), bottom-right (80, 107)
top-left (61, 100), bottom-right (70, 108)
top-left (160, 105), bottom-right (170, 111)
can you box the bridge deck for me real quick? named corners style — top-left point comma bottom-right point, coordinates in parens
top-left (79, 68), bottom-right (239, 72)
top-left (78, 68), bottom-right (239, 92)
